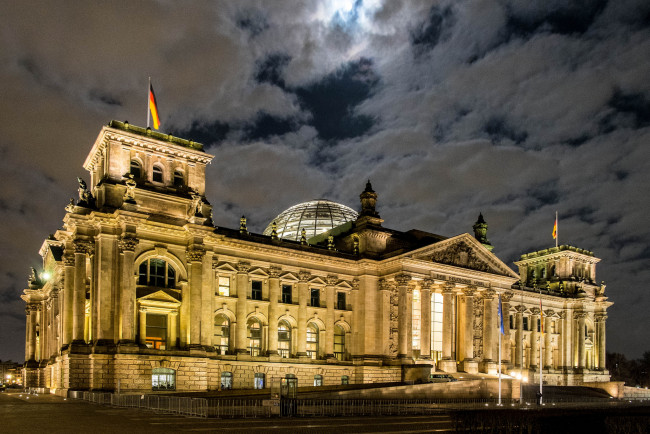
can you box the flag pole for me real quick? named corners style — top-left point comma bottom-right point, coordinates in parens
top-left (555, 211), bottom-right (558, 248)
top-left (539, 288), bottom-right (543, 405)
top-left (498, 295), bottom-right (502, 406)
top-left (147, 77), bottom-right (151, 129)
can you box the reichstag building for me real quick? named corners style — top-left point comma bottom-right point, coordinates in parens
top-left (21, 121), bottom-right (611, 394)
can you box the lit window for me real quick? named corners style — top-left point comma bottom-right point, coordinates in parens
top-left (138, 259), bottom-right (176, 288)
top-left (282, 285), bottom-right (292, 304)
top-left (314, 375), bottom-right (323, 386)
top-left (334, 325), bottom-right (345, 361)
top-left (152, 165), bottom-right (163, 183)
top-left (251, 281), bottom-right (262, 301)
top-left (130, 160), bottom-right (142, 179)
top-left (145, 313), bottom-right (167, 350)
top-left (278, 321), bottom-right (291, 358)
top-left (248, 319), bottom-right (262, 356)
top-left (336, 292), bottom-right (346, 310)
top-left (341, 375), bottom-right (349, 385)
top-left (218, 276), bottom-right (230, 296)
top-left (221, 372), bottom-right (232, 390)
top-left (173, 170), bottom-right (184, 187)
top-left (152, 368), bottom-right (175, 390)
top-left (431, 292), bottom-right (443, 362)
top-left (213, 315), bottom-right (230, 355)
top-left (310, 288), bottom-right (320, 307)
top-left (254, 373), bottom-right (265, 389)
top-left (306, 324), bottom-right (318, 359)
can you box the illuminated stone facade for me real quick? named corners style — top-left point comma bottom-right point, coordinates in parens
top-left (21, 121), bottom-right (612, 394)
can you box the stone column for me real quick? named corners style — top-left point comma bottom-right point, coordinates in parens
top-left (482, 289), bottom-right (496, 362)
top-left (576, 312), bottom-right (587, 369)
top-left (62, 251), bottom-right (75, 347)
top-left (515, 305), bottom-right (524, 368)
top-left (187, 248), bottom-right (205, 348)
top-left (95, 232), bottom-right (117, 343)
top-left (235, 262), bottom-right (250, 354)
top-left (558, 310), bottom-right (570, 369)
top-left (395, 274), bottom-right (411, 359)
top-left (596, 314), bottom-right (607, 370)
top-left (267, 266), bottom-right (281, 356)
top-left (200, 252), bottom-right (214, 347)
top-left (27, 305), bottom-right (37, 360)
top-left (73, 240), bottom-right (92, 343)
top-left (118, 236), bottom-right (137, 343)
top-left (501, 292), bottom-right (513, 363)
top-left (169, 311), bottom-right (178, 349)
top-left (530, 308), bottom-right (540, 369)
top-left (296, 271), bottom-right (310, 357)
top-left (325, 275), bottom-right (337, 359)
top-left (461, 286), bottom-right (476, 361)
top-left (441, 282), bottom-right (455, 361)
top-left (139, 306), bottom-right (147, 346)
top-left (378, 279), bottom-right (391, 357)
top-left (544, 311), bottom-right (553, 369)
top-left (420, 279), bottom-right (432, 359)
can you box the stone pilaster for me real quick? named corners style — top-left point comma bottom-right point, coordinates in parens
top-left (200, 252), bottom-right (214, 347)
top-left (296, 271), bottom-right (310, 358)
top-left (324, 275), bottom-right (337, 359)
top-left (395, 274), bottom-right (411, 359)
top-left (73, 240), bottom-right (93, 344)
top-left (267, 266), bottom-right (281, 356)
top-left (441, 282), bottom-right (455, 361)
top-left (575, 312), bottom-right (587, 369)
top-left (530, 307), bottom-right (540, 369)
top-left (235, 261), bottom-right (249, 354)
top-left (595, 313), bottom-right (607, 370)
top-left (543, 310), bottom-right (554, 369)
top-left (118, 236), bottom-right (137, 343)
top-left (187, 248), bottom-right (205, 348)
top-left (501, 292), bottom-right (513, 363)
top-left (515, 305), bottom-right (525, 368)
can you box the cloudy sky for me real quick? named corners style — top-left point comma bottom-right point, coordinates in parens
top-left (1, 0), bottom-right (649, 363)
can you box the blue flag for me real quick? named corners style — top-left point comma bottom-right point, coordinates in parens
top-left (498, 294), bottom-right (505, 335)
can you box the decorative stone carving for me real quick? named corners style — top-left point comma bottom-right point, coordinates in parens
top-left (394, 274), bottom-right (411, 286)
top-left (420, 278), bottom-right (433, 290)
top-left (236, 261), bottom-right (250, 273)
top-left (481, 288), bottom-right (496, 299)
top-left (595, 313), bottom-right (608, 322)
top-left (62, 254), bottom-right (76, 267)
top-left (326, 275), bottom-right (338, 286)
top-left (118, 236), bottom-right (138, 252)
top-left (298, 271), bottom-right (311, 281)
top-left (123, 174), bottom-right (137, 203)
top-left (74, 240), bottom-right (94, 256)
top-left (462, 285), bottom-right (477, 297)
top-left (352, 279), bottom-right (359, 290)
top-left (531, 307), bottom-right (541, 316)
top-left (501, 291), bottom-right (514, 303)
top-left (543, 309), bottom-right (555, 318)
top-left (76, 177), bottom-right (96, 208)
top-left (430, 241), bottom-right (491, 272)
top-left (189, 193), bottom-right (204, 218)
top-left (268, 266), bottom-right (282, 278)
top-left (186, 248), bottom-right (205, 263)
top-left (473, 295), bottom-right (483, 359)
top-left (442, 282), bottom-right (455, 293)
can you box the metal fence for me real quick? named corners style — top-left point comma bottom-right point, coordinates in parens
top-left (72, 392), bottom-right (650, 419)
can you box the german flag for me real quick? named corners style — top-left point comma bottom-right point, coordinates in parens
top-left (552, 217), bottom-right (557, 239)
top-left (149, 83), bottom-right (161, 129)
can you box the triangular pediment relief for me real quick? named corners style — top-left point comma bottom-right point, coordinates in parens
top-left (309, 276), bottom-right (327, 286)
top-left (336, 281), bottom-right (353, 290)
top-left (280, 272), bottom-right (300, 281)
top-left (411, 234), bottom-right (518, 278)
top-left (214, 262), bottom-right (237, 273)
top-left (138, 290), bottom-right (181, 305)
top-left (249, 267), bottom-right (269, 277)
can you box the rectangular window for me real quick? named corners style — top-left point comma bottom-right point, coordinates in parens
top-left (251, 280), bottom-right (262, 300)
top-left (254, 373), bottom-right (265, 389)
top-left (509, 315), bottom-right (514, 330)
top-left (218, 276), bottom-right (230, 296)
top-left (310, 288), bottom-right (320, 307)
top-left (314, 375), bottom-right (323, 386)
top-left (145, 313), bottom-right (167, 350)
top-left (282, 284), bottom-right (292, 304)
top-left (341, 376), bottom-right (349, 385)
top-left (537, 318), bottom-right (541, 332)
top-left (523, 316), bottom-right (528, 331)
top-left (336, 292), bottom-right (346, 310)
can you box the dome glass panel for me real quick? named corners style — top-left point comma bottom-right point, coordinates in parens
top-left (263, 199), bottom-right (358, 241)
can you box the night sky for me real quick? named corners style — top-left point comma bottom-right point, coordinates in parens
top-left (1, 1), bottom-right (649, 363)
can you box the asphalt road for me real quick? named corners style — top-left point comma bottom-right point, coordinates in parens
top-left (0, 391), bottom-right (455, 433)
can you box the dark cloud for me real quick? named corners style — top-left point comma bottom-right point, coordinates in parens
top-left (1, 0), bottom-right (649, 363)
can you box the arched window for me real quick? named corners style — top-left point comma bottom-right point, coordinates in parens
top-left (278, 321), bottom-right (291, 358)
top-left (306, 323), bottom-right (318, 359)
top-left (248, 318), bottom-right (262, 356)
top-left (138, 259), bottom-right (176, 288)
top-left (173, 170), bottom-right (184, 187)
top-left (214, 315), bottom-right (230, 355)
top-left (152, 367), bottom-right (175, 390)
top-left (334, 325), bottom-right (345, 361)
top-left (152, 165), bottom-right (163, 183)
top-left (130, 160), bottom-right (142, 179)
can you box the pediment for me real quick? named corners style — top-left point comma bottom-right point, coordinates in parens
top-left (249, 267), bottom-right (269, 277)
top-left (336, 281), bottom-right (353, 290)
top-left (280, 272), bottom-right (300, 281)
top-left (411, 234), bottom-right (518, 278)
top-left (138, 289), bottom-right (181, 304)
top-left (309, 276), bottom-right (327, 285)
top-left (214, 262), bottom-right (237, 273)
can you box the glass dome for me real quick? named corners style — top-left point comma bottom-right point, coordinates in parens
top-left (263, 199), bottom-right (358, 241)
